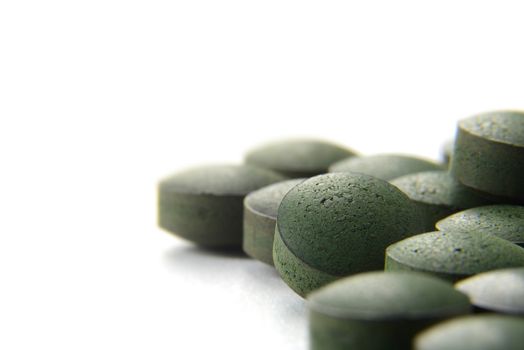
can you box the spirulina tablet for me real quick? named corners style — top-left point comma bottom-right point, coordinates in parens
top-left (450, 110), bottom-right (524, 201)
top-left (455, 267), bottom-right (524, 315)
top-left (244, 139), bottom-right (357, 178)
top-left (158, 164), bottom-right (285, 248)
top-left (436, 205), bottom-right (524, 247)
top-left (414, 315), bottom-right (524, 350)
top-left (243, 178), bottom-right (304, 265)
top-left (329, 154), bottom-right (444, 181)
top-left (273, 172), bottom-right (425, 297)
top-left (391, 170), bottom-right (492, 231)
top-left (308, 271), bottom-right (471, 350)
top-left (385, 231), bottom-right (524, 282)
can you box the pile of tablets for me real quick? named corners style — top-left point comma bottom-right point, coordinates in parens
top-left (158, 110), bottom-right (524, 349)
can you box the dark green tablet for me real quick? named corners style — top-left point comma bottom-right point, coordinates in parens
top-left (385, 231), bottom-right (524, 282)
top-left (274, 172), bottom-right (425, 297)
top-left (243, 178), bottom-right (304, 265)
top-left (455, 267), bottom-right (524, 315)
top-left (414, 315), bottom-right (524, 350)
top-left (329, 154), bottom-right (444, 181)
top-left (245, 139), bottom-right (357, 178)
top-left (308, 271), bottom-right (471, 350)
top-left (450, 110), bottom-right (524, 201)
top-left (391, 171), bottom-right (492, 231)
top-left (436, 205), bottom-right (524, 247)
top-left (158, 164), bottom-right (285, 248)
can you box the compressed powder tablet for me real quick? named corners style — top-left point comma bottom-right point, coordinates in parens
top-left (158, 164), bottom-right (285, 248)
top-left (308, 271), bottom-right (471, 350)
top-left (450, 111), bottom-right (524, 201)
top-left (455, 267), bottom-right (524, 315)
top-left (244, 139), bottom-right (357, 178)
top-left (436, 205), bottom-right (524, 247)
top-left (273, 172), bottom-right (425, 297)
top-left (414, 315), bottom-right (524, 350)
top-left (391, 170), bottom-right (493, 231)
top-left (329, 154), bottom-right (444, 181)
top-left (385, 231), bottom-right (524, 282)
top-left (243, 178), bottom-right (304, 265)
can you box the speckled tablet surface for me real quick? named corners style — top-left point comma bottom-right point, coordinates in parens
top-left (273, 172), bottom-right (425, 297)
top-left (243, 178), bottom-right (304, 265)
top-left (158, 164), bottom-right (285, 247)
top-left (391, 171), bottom-right (493, 231)
top-left (244, 139), bottom-right (357, 178)
top-left (414, 315), bottom-right (524, 350)
top-left (385, 231), bottom-right (524, 282)
top-left (308, 271), bottom-right (471, 350)
top-left (436, 205), bottom-right (524, 247)
top-left (450, 111), bottom-right (524, 201)
top-left (455, 267), bottom-right (524, 315)
top-left (329, 154), bottom-right (444, 180)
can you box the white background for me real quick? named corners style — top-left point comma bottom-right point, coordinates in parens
top-left (1, 1), bottom-right (523, 349)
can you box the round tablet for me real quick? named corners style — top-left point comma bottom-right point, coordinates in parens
top-left (329, 154), bottom-right (444, 181)
top-left (436, 205), bottom-right (524, 247)
top-left (308, 271), bottom-right (471, 350)
top-left (414, 315), bottom-right (524, 350)
top-left (158, 164), bottom-right (285, 247)
top-left (273, 172), bottom-right (425, 297)
top-left (385, 231), bottom-right (524, 282)
top-left (455, 267), bottom-right (524, 315)
top-left (450, 111), bottom-right (524, 201)
top-left (244, 139), bottom-right (357, 178)
top-left (243, 178), bottom-right (304, 265)
top-left (391, 171), bottom-right (493, 231)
